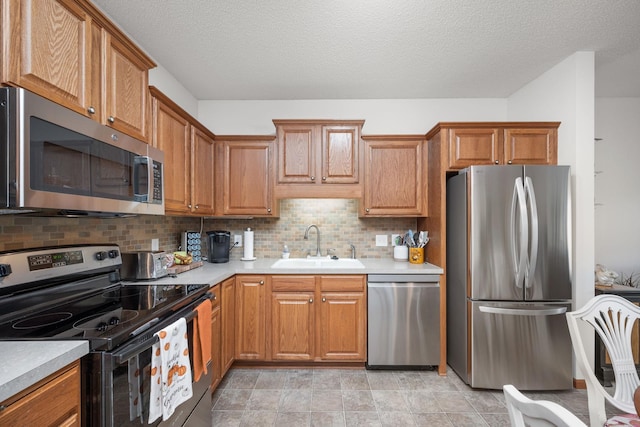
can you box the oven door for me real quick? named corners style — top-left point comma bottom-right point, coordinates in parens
top-left (84, 299), bottom-right (212, 427)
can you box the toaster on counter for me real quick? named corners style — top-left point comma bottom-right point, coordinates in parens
top-left (120, 251), bottom-right (169, 280)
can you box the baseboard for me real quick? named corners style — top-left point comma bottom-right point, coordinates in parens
top-left (573, 378), bottom-right (587, 389)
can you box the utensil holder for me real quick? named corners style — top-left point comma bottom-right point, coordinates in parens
top-left (393, 245), bottom-right (409, 261)
top-left (409, 247), bottom-right (424, 264)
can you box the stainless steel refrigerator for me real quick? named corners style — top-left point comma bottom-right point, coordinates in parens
top-left (446, 165), bottom-right (572, 390)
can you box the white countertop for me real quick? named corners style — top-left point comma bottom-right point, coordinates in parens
top-left (136, 258), bottom-right (443, 286)
top-left (0, 341), bottom-right (89, 403)
top-left (1, 259), bottom-right (441, 403)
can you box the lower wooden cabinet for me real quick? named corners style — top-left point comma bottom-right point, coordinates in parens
top-left (210, 284), bottom-right (222, 390)
top-left (235, 275), bottom-right (267, 360)
top-left (221, 277), bottom-right (235, 376)
top-left (0, 360), bottom-right (81, 427)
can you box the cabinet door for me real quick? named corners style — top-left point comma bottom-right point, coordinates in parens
top-left (235, 275), bottom-right (266, 360)
top-left (321, 125), bottom-right (359, 184)
top-left (191, 126), bottom-right (215, 215)
top-left (277, 124), bottom-right (316, 184)
top-left (271, 292), bottom-right (315, 360)
top-left (362, 136), bottom-right (425, 216)
top-left (151, 95), bottom-right (191, 214)
top-left (0, 361), bottom-right (80, 427)
top-left (448, 127), bottom-right (501, 169)
top-left (104, 33), bottom-right (149, 141)
top-left (220, 139), bottom-right (275, 216)
top-left (504, 127), bottom-right (557, 165)
top-left (210, 295), bottom-right (222, 390)
top-left (221, 277), bottom-right (235, 375)
top-left (3, 0), bottom-right (94, 116)
top-left (318, 276), bottom-right (366, 361)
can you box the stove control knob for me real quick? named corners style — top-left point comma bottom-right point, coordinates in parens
top-left (97, 322), bottom-right (109, 332)
top-left (108, 250), bottom-right (119, 259)
top-left (0, 264), bottom-right (12, 277)
top-left (109, 317), bottom-right (120, 326)
top-left (95, 251), bottom-right (108, 261)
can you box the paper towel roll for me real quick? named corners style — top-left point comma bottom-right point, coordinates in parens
top-left (243, 228), bottom-right (254, 259)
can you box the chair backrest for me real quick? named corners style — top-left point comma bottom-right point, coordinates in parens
top-left (566, 294), bottom-right (640, 427)
top-left (503, 384), bottom-right (587, 427)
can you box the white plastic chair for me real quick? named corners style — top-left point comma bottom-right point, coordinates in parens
top-left (566, 294), bottom-right (640, 427)
top-left (503, 384), bottom-right (587, 427)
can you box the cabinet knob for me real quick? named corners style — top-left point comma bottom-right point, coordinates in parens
top-left (87, 106), bottom-right (96, 115)
top-left (507, 160), bottom-right (513, 164)
top-left (309, 298), bottom-right (314, 303)
top-left (108, 116), bottom-right (115, 124)
top-left (494, 160), bottom-right (499, 164)
top-left (322, 297), bottom-right (326, 302)
top-left (365, 208), bottom-right (370, 213)
top-left (322, 176), bottom-right (326, 181)
top-left (259, 280), bottom-right (264, 285)
top-left (195, 205), bottom-right (199, 209)
top-left (212, 294), bottom-right (217, 300)
top-left (267, 208), bottom-right (272, 213)
top-left (310, 176), bottom-right (315, 181)
top-left (188, 204), bottom-right (192, 208)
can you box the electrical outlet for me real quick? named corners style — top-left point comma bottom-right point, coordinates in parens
top-left (151, 238), bottom-right (159, 251)
top-left (234, 234), bottom-right (242, 247)
top-left (375, 234), bottom-right (388, 247)
top-left (391, 234), bottom-right (400, 246)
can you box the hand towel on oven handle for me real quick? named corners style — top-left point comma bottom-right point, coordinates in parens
top-left (192, 298), bottom-right (212, 381)
top-left (149, 317), bottom-right (193, 423)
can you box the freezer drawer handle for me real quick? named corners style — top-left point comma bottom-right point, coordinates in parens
top-left (478, 306), bottom-right (567, 316)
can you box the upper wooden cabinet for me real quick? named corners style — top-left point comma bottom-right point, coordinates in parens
top-left (427, 122), bottom-right (560, 170)
top-left (361, 135), bottom-right (427, 217)
top-left (273, 120), bottom-right (364, 199)
top-left (150, 86), bottom-right (215, 216)
top-left (215, 136), bottom-right (277, 217)
top-left (1, 0), bottom-right (155, 141)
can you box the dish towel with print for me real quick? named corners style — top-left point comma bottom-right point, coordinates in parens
top-left (148, 317), bottom-right (193, 423)
top-left (192, 298), bottom-right (212, 382)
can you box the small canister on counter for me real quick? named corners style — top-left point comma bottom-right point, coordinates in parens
top-left (409, 247), bottom-right (424, 264)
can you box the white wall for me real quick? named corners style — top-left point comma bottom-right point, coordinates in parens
top-left (197, 98), bottom-right (507, 134)
top-left (507, 51), bottom-right (596, 378)
top-left (594, 97), bottom-right (640, 275)
top-left (149, 65), bottom-right (199, 117)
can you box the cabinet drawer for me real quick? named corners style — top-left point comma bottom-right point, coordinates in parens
top-left (319, 275), bottom-right (365, 292)
top-left (271, 275), bottom-right (316, 292)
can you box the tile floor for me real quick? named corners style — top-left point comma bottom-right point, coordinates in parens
top-left (211, 366), bottom-right (593, 426)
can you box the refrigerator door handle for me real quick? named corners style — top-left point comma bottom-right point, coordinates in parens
top-left (511, 177), bottom-right (528, 289)
top-left (478, 305), bottom-right (567, 316)
top-left (524, 176), bottom-right (539, 289)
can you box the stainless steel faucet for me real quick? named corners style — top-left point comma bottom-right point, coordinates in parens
top-left (303, 224), bottom-right (322, 257)
top-left (349, 243), bottom-right (356, 259)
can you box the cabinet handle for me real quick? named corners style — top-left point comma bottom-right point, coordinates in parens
top-left (322, 297), bottom-right (326, 302)
top-left (322, 176), bottom-right (326, 181)
top-left (309, 298), bottom-right (314, 303)
top-left (87, 106), bottom-right (96, 115)
top-left (310, 176), bottom-right (315, 181)
top-left (259, 280), bottom-right (264, 285)
top-left (108, 116), bottom-right (115, 123)
top-left (507, 160), bottom-right (512, 164)
top-left (494, 160), bottom-right (499, 164)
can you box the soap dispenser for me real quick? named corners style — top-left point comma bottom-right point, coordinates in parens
top-left (282, 245), bottom-right (290, 259)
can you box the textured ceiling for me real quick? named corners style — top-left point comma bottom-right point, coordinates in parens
top-left (93, 0), bottom-right (640, 100)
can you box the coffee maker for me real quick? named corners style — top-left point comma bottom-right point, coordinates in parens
top-left (207, 230), bottom-right (231, 263)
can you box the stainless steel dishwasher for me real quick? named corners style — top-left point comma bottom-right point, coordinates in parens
top-left (367, 274), bottom-right (440, 368)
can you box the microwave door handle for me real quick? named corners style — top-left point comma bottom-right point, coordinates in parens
top-left (133, 155), bottom-right (151, 202)
top-left (524, 176), bottom-right (539, 289)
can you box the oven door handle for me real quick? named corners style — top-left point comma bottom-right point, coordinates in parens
top-left (112, 293), bottom-right (211, 364)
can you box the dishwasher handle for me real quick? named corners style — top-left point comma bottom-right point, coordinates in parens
top-left (367, 274), bottom-right (440, 283)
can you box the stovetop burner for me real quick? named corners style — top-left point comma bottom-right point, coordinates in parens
top-left (12, 312), bottom-right (73, 329)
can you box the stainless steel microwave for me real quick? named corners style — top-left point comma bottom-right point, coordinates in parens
top-left (0, 87), bottom-right (164, 216)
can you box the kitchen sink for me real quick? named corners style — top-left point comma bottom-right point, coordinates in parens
top-left (271, 258), bottom-right (365, 269)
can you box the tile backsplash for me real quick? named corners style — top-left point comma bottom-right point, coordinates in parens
top-left (0, 199), bottom-right (418, 260)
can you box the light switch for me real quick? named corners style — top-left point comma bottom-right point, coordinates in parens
top-left (151, 238), bottom-right (159, 251)
top-left (375, 235), bottom-right (388, 247)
